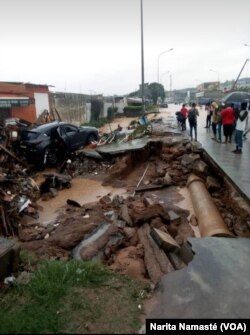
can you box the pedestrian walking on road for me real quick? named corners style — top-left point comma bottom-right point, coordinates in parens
top-left (188, 103), bottom-right (199, 141)
top-left (211, 102), bottom-right (219, 140)
top-left (204, 103), bottom-right (212, 128)
top-left (216, 105), bottom-right (223, 142)
top-left (232, 102), bottom-right (248, 154)
top-left (180, 104), bottom-right (188, 131)
top-left (220, 103), bottom-right (235, 143)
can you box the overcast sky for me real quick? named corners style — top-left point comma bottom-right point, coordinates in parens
top-left (1, 0), bottom-right (250, 95)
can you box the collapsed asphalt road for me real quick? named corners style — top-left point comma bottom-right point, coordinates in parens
top-left (1, 112), bottom-right (250, 321)
top-left (17, 134), bottom-right (250, 283)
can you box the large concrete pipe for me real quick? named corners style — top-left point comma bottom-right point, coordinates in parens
top-left (187, 174), bottom-right (233, 237)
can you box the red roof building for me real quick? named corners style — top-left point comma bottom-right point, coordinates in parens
top-left (0, 82), bottom-right (51, 123)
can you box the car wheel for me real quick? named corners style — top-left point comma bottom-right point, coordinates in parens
top-left (87, 133), bottom-right (98, 144)
top-left (43, 147), bottom-right (58, 166)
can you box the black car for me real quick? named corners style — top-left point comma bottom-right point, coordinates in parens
top-left (19, 121), bottom-right (99, 166)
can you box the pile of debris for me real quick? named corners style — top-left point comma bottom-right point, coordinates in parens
top-left (0, 142), bottom-right (74, 237)
top-left (20, 136), bottom-right (250, 283)
top-left (2, 126), bottom-right (250, 286)
top-left (20, 190), bottom-right (194, 284)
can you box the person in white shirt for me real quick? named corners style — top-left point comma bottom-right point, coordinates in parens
top-left (232, 102), bottom-right (248, 154)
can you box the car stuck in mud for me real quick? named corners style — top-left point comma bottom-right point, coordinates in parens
top-left (19, 121), bottom-right (99, 166)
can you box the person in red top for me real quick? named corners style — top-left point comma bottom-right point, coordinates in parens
top-left (180, 103), bottom-right (188, 131)
top-left (220, 103), bottom-right (235, 143)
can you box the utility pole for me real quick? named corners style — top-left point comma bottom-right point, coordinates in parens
top-left (140, 0), bottom-right (145, 115)
top-left (231, 58), bottom-right (249, 91)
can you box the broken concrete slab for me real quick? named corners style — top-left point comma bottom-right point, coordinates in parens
top-left (151, 228), bottom-right (180, 252)
top-left (138, 224), bottom-right (166, 284)
top-left (119, 204), bottom-right (134, 227)
top-left (148, 237), bottom-right (250, 318)
top-left (77, 148), bottom-right (103, 159)
top-left (96, 138), bottom-right (149, 155)
top-left (168, 210), bottom-right (181, 226)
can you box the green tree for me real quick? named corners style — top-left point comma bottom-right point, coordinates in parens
top-left (148, 82), bottom-right (165, 104)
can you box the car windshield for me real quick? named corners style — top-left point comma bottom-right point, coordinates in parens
top-left (21, 131), bottom-right (40, 141)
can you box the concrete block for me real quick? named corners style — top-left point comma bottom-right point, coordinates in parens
top-left (151, 228), bottom-right (180, 252)
top-left (168, 210), bottom-right (181, 225)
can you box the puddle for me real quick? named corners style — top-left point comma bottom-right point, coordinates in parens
top-left (24, 178), bottom-right (126, 226)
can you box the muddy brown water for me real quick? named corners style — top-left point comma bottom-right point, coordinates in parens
top-left (22, 178), bottom-right (127, 226)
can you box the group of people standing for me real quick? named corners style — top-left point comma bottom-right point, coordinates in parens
top-left (204, 101), bottom-right (248, 154)
top-left (177, 100), bottom-right (249, 154)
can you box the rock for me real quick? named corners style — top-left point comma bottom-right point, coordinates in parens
top-left (150, 217), bottom-right (164, 229)
top-left (177, 241), bottom-right (194, 264)
top-left (206, 176), bottom-right (221, 192)
top-left (119, 204), bottom-right (134, 227)
top-left (123, 227), bottom-right (136, 240)
top-left (112, 194), bottom-right (124, 206)
top-left (233, 222), bottom-right (250, 237)
top-left (190, 214), bottom-right (198, 226)
top-left (151, 228), bottom-right (180, 252)
top-left (181, 153), bottom-right (200, 168)
top-left (163, 172), bottom-right (172, 185)
top-left (143, 197), bottom-right (155, 207)
top-left (167, 224), bottom-right (178, 238)
top-left (168, 210), bottom-right (181, 226)
top-left (130, 203), bottom-right (170, 225)
top-left (192, 159), bottom-right (209, 175)
top-left (49, 188), bottom-right (58, 197)
top-left (99, 195), bottom-right (112, 207)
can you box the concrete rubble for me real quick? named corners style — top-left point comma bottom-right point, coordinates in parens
top-left (1, 117), bottom-right (250, 285)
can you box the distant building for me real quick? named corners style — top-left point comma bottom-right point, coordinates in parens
top-left (0, 81), bottom-right (51, 123)
top-left (196, 81), bottom-right (220, 92)
top-left (220, 78), bottom-right (250, 92)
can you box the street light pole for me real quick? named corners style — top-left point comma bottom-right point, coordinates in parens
top-left (157, 48), bottom-right (173, 83)
top-left (140, 0), bottom-right (145, 115)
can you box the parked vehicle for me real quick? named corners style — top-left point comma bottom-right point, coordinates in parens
top-left (160, 103), bottom-right (168, 108)
top-left (19, 121), bottom-right (99, 166)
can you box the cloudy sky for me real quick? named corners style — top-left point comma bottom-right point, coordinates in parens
top-left (1, 0), bottom-right (250, 95)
